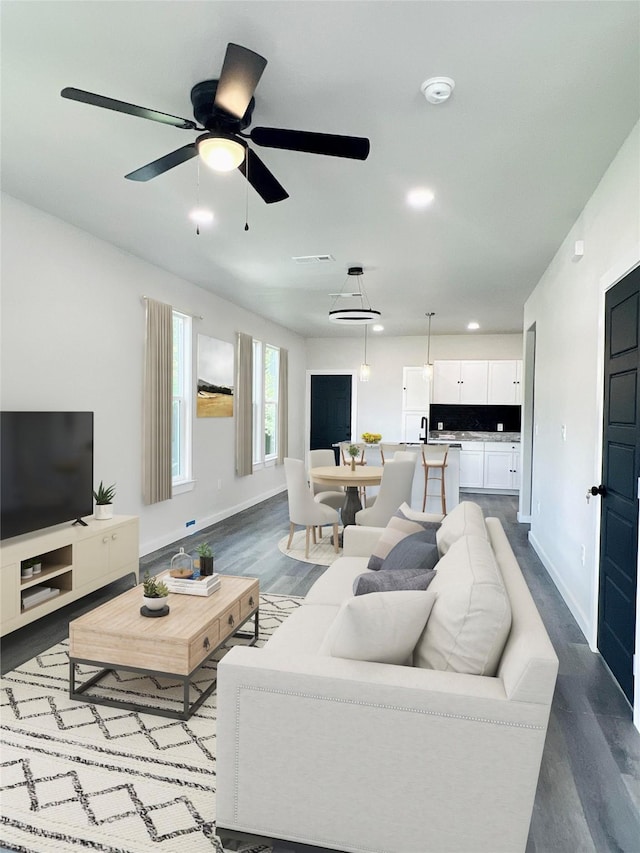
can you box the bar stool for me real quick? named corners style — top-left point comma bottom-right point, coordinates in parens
top-left (421, 444), bottom-right (449, 514)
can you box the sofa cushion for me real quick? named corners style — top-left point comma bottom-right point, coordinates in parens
top-left (414, 535), bottom-right (512, 676)
top-left (367, 504), bottom-right (440, 570)
top-left (436, 501), bottom-right (489, 556)
top-left (304, 557), bottom-right (372, 606)
top-left (320, 590), bottom-right (436, 665)
top-left (380, 533), bottom-right (439, 572)
top-left (353, 568), bottom-right (437, 596)
top-left (265, 604), bottom-right (339, 655)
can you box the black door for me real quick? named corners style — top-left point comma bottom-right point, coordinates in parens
top-left (597, 266), bottom-right (640, 705)
top-left (310, 374), bottom-right (352, 454)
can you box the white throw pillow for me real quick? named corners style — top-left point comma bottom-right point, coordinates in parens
top-left (319, 591), bottom-right (436, 665)
top-left (436, 501), bottom-right (489, 556)
top-left (414, 535), bottom-right (512, 676)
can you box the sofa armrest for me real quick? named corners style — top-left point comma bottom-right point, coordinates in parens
top-left (342, 524), bottom-right (383, 556)
top-left (216, 646), bottom-right (553, 853)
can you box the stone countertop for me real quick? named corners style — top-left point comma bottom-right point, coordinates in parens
top-left (429, 431), bottom-right (521, 443)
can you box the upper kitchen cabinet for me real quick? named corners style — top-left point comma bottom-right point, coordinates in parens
top-left (403, 366), bottom-right (429, 411)
top-left (432, 361), bottom-right (489, 404)
top-left (487, 360), bottom-right (522, 404)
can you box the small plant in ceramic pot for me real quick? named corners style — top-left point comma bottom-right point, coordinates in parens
top-left (142, 570), bottom-right (169, 611)
top-left (196, 542), bottom-right (215, 576)
top-left (93, 481), bottom-right (116, 520)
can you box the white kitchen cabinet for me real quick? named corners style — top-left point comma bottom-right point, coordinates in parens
top-left (487, 361), bottom-right (522, 404)
top-left (483, 442), bottom-right (520, 489)
top-left (459, 442), bottom-right (485, 488)
top-left (432, 361), bottom-right (489, 404)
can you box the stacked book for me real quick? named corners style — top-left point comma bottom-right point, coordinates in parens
top-left (22, 586), bottom-right (61, 610)
top-left (165, 572), bottom-right (221, 597)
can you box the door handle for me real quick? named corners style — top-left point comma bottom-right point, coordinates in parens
top-left (588, 484), bottom-right (607, 498)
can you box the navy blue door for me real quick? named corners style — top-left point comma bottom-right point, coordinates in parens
top-left (310, 374), bottom-right (352, 456)
top-left (598, 266), bottom-right (639, 705)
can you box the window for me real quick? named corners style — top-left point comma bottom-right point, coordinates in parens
top-left (172, 310), bottom-right (192, 488)
top-left (252, 340), bottom-right (280, 466)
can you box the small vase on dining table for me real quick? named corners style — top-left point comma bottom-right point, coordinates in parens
top-left (350, 458), bottom-right (356, 472)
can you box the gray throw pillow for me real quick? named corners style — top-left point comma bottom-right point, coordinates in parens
top-left (381, 532), bottom-right (439, 572)
top-left (353, 568), bottom-right (437, 596)
top-left (367, 504), bottom-right (441, 571)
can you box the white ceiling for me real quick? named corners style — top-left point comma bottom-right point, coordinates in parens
top-left (2, 1), bottom-right (638, 338)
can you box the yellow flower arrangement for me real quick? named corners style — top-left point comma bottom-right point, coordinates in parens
top-left (362, 432), bottom-right (382, 444)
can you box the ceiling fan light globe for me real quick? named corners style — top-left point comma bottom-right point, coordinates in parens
top-left (198, 134), bottom-right (246, 172)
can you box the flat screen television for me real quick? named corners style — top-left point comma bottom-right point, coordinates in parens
top-left (1, 411), bottom-right (94, 541)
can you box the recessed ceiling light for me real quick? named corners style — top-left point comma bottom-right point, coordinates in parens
top-left (189, 208), bottom-right (214, 225)
top-left (372, 324), bottom-right (384, 332)
top-left (467, 321), bottom-right (480, 330)
top-left (406, 188), bottom-right (435, 209)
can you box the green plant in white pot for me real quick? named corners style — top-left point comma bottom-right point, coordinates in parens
top-left (93, 481), bottom-right (115, 520)
top-left (142, 571), bottom-right (169, 611)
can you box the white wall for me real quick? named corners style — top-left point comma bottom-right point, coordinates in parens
top-left (0, 194), bottom-right (306, 555)
top-left (305, 334), bottom-right (523, 442)
top-left (523, 122), bottom-right (640, 705)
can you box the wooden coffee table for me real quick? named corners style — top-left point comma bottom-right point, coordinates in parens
top-left (69, 573), bottom-right (259, 720)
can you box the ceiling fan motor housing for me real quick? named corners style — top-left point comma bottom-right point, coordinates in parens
top-left (190, 80), bottom-right (255, 130)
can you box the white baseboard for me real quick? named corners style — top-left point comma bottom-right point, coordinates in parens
top-left (528, 530), bottom-right (591, 642)
top-left (140, 485), bottom-right (287, 557)
top-left (517, 512), bottom-right (532, 523)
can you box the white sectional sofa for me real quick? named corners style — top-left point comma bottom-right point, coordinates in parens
top-left (216, 502), bottom-right (559, 853)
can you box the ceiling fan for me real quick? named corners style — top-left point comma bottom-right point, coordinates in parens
top-left (61, 42), bottom-right (371, 204)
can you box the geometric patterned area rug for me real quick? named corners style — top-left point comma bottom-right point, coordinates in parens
top-left (0, 593), bottom-right (303, 853)
top-left (277, 528), bottom-right (342, 566)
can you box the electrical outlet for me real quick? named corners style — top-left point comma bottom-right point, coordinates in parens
top-left (561, 425), bottom-right (567, 441)
top-left (536, 501), bottom-right (541, 515)
top-left (437, 422), bottom-right (444, 430)
top-left (580, 544), bottom-right (586, 566)
top-left (186, 519), bottom-right (195, 528)
top-left (497, 423), bottom-right (503, 432)
top-left (217, 479), bottom-right (222, 490)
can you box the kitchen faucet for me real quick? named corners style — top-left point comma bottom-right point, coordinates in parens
top-left (420, 416), bottom-right (429, 444)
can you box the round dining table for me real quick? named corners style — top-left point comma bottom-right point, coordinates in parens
top-left (309, 465), bottom-right (384, 527)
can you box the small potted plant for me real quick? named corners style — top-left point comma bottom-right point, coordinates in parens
top-left (347, 444), bottom-right (360, 471)
top-left (196, 542), bottom-right (214, 576)
top-left (93, 481), bottom-right (116, 520)
top-left (142, 570), bottom-right (169, 611)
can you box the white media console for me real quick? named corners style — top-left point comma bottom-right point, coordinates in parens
top-left (0, 515), bottom-right (139, 636)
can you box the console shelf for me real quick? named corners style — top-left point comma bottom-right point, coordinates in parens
top-left (1, 515), bottom-right (139, 636)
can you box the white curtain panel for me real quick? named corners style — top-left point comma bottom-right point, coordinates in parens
top-left (278, 347), bottom-right (289, 465)
top-left (142, 298), bottom-right (173, 505)
top-left (235, 331), bottom-right (253, 477)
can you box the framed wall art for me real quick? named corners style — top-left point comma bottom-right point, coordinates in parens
top-left (197, 334), bottom-right (234, 418)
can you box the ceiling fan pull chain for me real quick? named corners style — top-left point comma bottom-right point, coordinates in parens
top-left (244, 151), bottom-right (250, 231)
top-left (195, 160), bottom-right (201, 236)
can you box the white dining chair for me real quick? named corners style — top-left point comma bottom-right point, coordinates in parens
top-left (309, 449), bottom-right (345, 512)
top-left (284, 458), bottom-right (340, 558)
top-left (354, 458), bottom-right (416, 527)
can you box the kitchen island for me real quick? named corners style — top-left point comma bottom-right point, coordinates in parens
top-left (429, 431), bottom-right (521, 493)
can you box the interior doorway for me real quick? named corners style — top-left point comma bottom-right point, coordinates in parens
top-left (307, 372), bottom-right (357, 458)
top-left (597, 265), bottom-right (639, 706)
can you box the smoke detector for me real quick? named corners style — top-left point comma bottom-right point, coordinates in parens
top-left (421, 77), bottom-right (455, 104)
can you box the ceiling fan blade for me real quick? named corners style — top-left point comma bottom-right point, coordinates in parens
top-left (238, 148), bottom-right (289, 204)
top-left (250, 127), bottom-right (370, 160)
top-left (213, 43), bottom-right (267, 120)
top-left (61, 87), bottom-right (197, 130)
top-left (125, 143), bottom-right (198, 181)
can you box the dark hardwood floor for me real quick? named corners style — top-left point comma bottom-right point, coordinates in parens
top-left (2, 492), bottom-right (639, 853)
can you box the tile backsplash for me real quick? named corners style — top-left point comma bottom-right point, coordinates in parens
top-left (429, 404), bottom-right (521, 433)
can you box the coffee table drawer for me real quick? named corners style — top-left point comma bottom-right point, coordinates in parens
top-left (240, 586), bottom-right (259, 621)
top-left (188, 617), bottom-right (221, 671)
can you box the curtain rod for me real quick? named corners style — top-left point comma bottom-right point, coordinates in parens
top-left (141, 296), bottom-right (203, 320)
